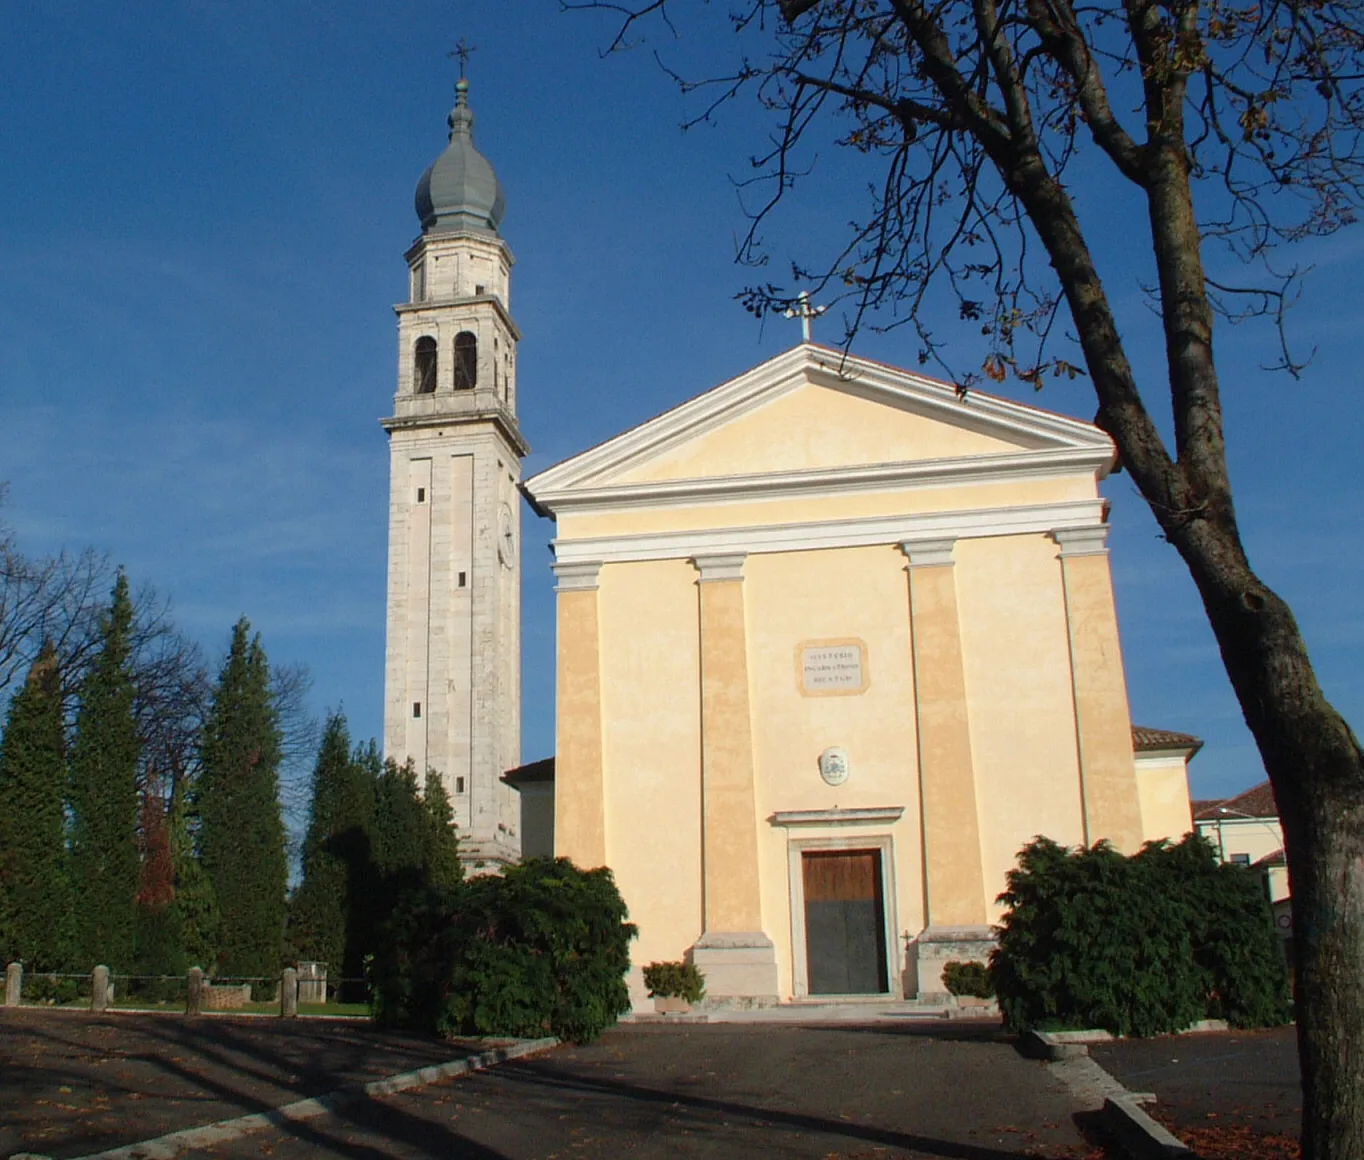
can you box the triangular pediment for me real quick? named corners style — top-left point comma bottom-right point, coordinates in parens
top-left (525, 345), bottom-right (1114, 511)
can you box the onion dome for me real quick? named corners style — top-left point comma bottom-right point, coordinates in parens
top-left (414, 79), bottom-right (506, 235)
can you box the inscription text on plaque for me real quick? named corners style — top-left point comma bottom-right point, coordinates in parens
top-left (799, 640), bottom-right (868, 696)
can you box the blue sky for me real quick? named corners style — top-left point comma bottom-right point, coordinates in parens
top-left (2, 1), bottom-right (1359, 806)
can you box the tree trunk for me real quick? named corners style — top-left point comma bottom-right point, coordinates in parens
top-left (1175, 520), bottom-right (1364, 1160)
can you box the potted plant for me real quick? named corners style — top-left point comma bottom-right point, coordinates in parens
top-left (642, 960), bottom-right (705, 1014)
top-left (943, 960), bottom-right (995, 1009)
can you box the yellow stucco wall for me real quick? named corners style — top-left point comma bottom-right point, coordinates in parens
top-left (616, 382), bottom-right (1021, 483)
top-left (954, 534), bottom-right (1088, 919)
top-left (554, 587), bottom-right (605, 869)
top-left (595, 560), bottom-right (705, 971)
top-left (1134, 755), bottom-right (1195, 842)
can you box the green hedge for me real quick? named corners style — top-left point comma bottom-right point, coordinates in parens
top-left (943, 960), bottom-right (993, 998)
top-left (370, 857), bottom-right (637, 1044)
top-left (642, 960), bottom-right (705, 1003)
top-left (990, 834), bottom-right (1290, 1036)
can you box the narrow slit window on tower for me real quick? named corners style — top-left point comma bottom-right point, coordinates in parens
top-left (456, 776), bottom-right (465, 794)
top-left (453, 331), bottom-right (478, 389)
top-left (416, 487), bottom-right (426, 503)
top-left (474, 283), bottom-right (486, 296)
top-left (413, 336), bottom-right (437, 394)
top-left (458, 571), bottom-right (467, 588)
top-left (412, 701), bottom-right (422, 719)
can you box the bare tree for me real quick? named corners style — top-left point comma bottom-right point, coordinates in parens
top-left (128, 603), bottom-right (212, 805)
top-left (571, 2), bottom-right (1362, 1156)
top-left (271, 659), bottom-right (320, 861)
top-left (0, 526), bottom-right (115, 702)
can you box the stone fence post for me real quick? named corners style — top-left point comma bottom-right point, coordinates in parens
top-left (280, 967), bottom-right (298, 1018)
top-left (186, 967), bottom-right (204, 1016)
top-left (91, 965), bottom-right (110, 1013)
top-left (5, 962), bottom-right (21, 1007)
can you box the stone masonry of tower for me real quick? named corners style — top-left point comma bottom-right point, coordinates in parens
top-left (382, 79), bottom-right (526, 868)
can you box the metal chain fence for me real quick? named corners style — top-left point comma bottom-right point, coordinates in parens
top-left (3, 962), bottom-right (370, 1018)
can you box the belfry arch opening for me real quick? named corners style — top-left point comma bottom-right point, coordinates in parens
top-left (454, 331), bottom-right (478, 390)
top-left (413, 336), bottom-right (437, 394)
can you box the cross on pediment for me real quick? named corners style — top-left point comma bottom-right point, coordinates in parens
top-left (784, 290), bottom-right (827, 343)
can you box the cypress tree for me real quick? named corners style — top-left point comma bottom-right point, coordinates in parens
top-left (198, 618), bottom-right (287, 985)
top-left (68, 573), bottom-right (142, 973)
top-left (372, 757), bottom-right (427, 881)
top-left (338, 740), bottom-right (381, 993)
top-left (167, 781), bottom-right (219, 972)
top-left (291, 712), bottom-right (365, 970)
top-left (0, 642), bottom-right (73, 970)
top-left (421, 770), bottom-right (463, 894)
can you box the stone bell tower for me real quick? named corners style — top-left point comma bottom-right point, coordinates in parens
top-left (382, 77), bottom-right (526, 867)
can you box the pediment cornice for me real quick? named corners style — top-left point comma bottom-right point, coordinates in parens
top-left (525, 345), bottom-right (1115, 515)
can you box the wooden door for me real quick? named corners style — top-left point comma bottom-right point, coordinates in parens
top-left (802, 850), bottom-right (889, 995)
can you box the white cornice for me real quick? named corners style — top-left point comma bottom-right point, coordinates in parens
top-left (551, 499), bottom-right (1106, 565)
top-left (1051, 525), bottom-right (1110, 556)
top-left (901, 538), bottom-right (957, 568)
top-left (404, 230), bottom-right (515, 266)
top-left (769, 806), bottom-right (906, 827)
top-left (551, 561), bottom-right (602, 592)
top-left (381, 410), bottom-right (531, 458)
top-left (393, 293), bottom-right (523, 342)
top-left (691, 553), bottom-right (747, 582)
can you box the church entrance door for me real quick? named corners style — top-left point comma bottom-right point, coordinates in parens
top-left (802, 850), bottom-right (889, 995)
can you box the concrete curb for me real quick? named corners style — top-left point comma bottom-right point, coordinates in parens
top-left (1039, 1036), bottom-right (1194, 1160)
top-left (1101, 1095), bottom-right (1195, 1160)
top-left (12, 1035), bottom-right (558, 1160)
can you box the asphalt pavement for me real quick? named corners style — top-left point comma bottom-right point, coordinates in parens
top-left (195, 1021), bottom-right (1095, 1160)
top-left (0, 1011), bottom-right (1098, 1160)
top-left (1090, 1024), bottom-right (1300, 1138)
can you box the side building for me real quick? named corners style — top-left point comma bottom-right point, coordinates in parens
top-left (382, 80), bottom-right (525, 867)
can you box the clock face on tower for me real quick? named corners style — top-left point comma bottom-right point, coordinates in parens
top-left (498, 503), bottom-right (516, 568)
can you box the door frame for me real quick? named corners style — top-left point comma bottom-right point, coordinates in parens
top-left (787, 834), bottom-right (899, 999)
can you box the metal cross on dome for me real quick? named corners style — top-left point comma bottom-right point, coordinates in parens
top-left (449, 37), bottom-right (478, 79)
top-left (784, 291), bottom-right (828, 343)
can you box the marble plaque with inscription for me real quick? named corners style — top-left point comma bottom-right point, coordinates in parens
top-left (800, 642), bottom-right (866, 694)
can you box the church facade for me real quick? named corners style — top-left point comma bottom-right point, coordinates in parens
top-left (523, 347), bottom-right (1195, 1003)
top-left (382, 79), bottom-right (525, 868)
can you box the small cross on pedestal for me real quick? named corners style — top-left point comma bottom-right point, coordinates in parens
top-left (783, 290), bottom-right (827, 343)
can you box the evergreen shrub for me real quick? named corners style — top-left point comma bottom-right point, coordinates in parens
top-left (371, 857), bottom-right (637, 1044)
top-left (642, 960), bottom-right (706, 1003)
top-left (990, 834), bottom-right (1290, 1036)
top-left (942, 960), bottom-right (993, 998)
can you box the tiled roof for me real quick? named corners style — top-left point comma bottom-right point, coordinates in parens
top-left (1192, 780), bottom-right (1279, 821)
top-left (1132, 725), bottom-right (1204, 753)
top-left (502, 756), bottom-right (555, 786)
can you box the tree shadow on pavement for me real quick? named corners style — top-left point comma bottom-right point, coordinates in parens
top-left (207, 1096), bottom-right (515, 1160)
top-left (487, 1057), bottom-right (1083, 1159)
